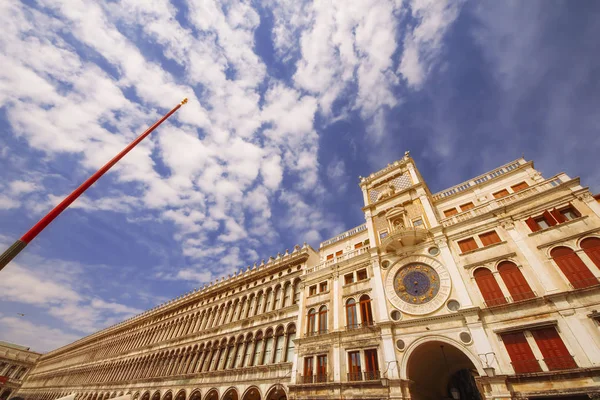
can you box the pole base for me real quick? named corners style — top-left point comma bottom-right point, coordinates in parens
top-left (0, 240), bottom-right (27, 272)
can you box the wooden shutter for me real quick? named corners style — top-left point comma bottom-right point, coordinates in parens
top-left (501, 332), bottom-right (541, 373)
top-left (444, 208), bottom-right (458, 217)
top-left (542, 210), bottom-right (557, 226)
top-left (581, 238), bottom-right (600, 270)
top-left (354, 242), bottom-right (363, 249)
top-left (498, 261), bottom-right (535, 301)
top-left (550, 208), bottom-right (566, 223)
top-left (304, 357), bottom-right (313, 376)
top-left (348, 351), bottom-right (361, 373)
top-left (511, 182), bottom-right (529, 192)
top-left (531, 327), bottom-right (577, 370)
top-left (317, 355), bottom-right (327, 375)
top-left (479, 231), bottom-right (501, 246)
top-left (551, 247), bottom-right (597, 289)
top-left (493, 189), bottom-right (509, 199)
top-left (458, 238), bottom-right (478, 253)
top-left (326, 254), bottom-right (333, 260)
top-left (460, 202), bottom-right (475, 211)
top-left (335, 250), bottom-right (343, 257)
top-left (525, 217), bottom-right (541, 232)
top-left (364, 349), bottom-right (379, 372)
top-left (474, 268), bottom-right (507, 306)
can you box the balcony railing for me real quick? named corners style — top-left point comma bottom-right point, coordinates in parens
top-left (438, 177), bottom-right (564, 227)
top-left (299, 374), bottom-right (330, 384)
top-left (544, 355), bottom-right (577, 371)
top-left (320, 224), bottom-right (367, 248)
top-left (511, 359), bottom-right (542, 374)
top-left (347, 370), bottom-right (380, 382)
top-left (483, 297), bottom-right (509, 307)
top-left (510, 291), bottom-right (537, 302)
top-left (306, 246), bottom-right (370, 274)
top-left (346, 321), bottom-right (375, 330)
top-left (306, 329), bottom-right (328, 337)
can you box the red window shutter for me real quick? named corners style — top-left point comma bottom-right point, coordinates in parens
top-left (581, 238), bottom-right (600, 270)
top-left (551, 247), bottom-right (597, 289)
top-left (460, 202), bottom-right (475, 211)
top-left (354, 242), bottom-right (363, 249)
top-left (569, 203), bottom-right (582, 218)
top-left (511, 182), bottom-right (529, 192)
top-left (479, 231), bottom-right (501, 246)
top-left (501, 332), bottom-right (541, 373)
top-left (304, 357), bottom-right (313, 376)
top-left (551, 208), bottom-right (566, 223)
top-left (364, 349), bottom-right (379, 372)
top-left (326, 254), bottom-right (333, 260)
top-left (525, 217), bottom-right (541, 232)
top-left (542, 210), bottom-right (557, 226)
top-left (531, 327), bottom-right (576, 370)
top-left (444, 208), bottom-right (458, 217)
top-left (458, 238), bottom-right (478, 253)
top-left (474, 268), bottom-right (507, 306)
top-left (493, 189), bottom-right (510, 199)
top-left (498, 261), bottom-right (535, 301)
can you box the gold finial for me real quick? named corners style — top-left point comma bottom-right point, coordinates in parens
top-left (180, 97), bottom-right (188, 105)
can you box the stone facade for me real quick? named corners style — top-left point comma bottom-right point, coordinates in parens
top-left (14, 154), bottom-right (600, 400)
top-left (0, 341), bottom-right (41, 400)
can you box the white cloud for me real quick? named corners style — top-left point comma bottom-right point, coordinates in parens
top-left (0, 315), bottom-right (80, 353)
top-left (398, 0), bottom-right (463, 88)
top-left (9, 180), bottom-right (38, 195)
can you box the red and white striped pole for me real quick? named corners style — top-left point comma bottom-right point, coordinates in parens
top-left (0, 98), bottom-right (188, 272)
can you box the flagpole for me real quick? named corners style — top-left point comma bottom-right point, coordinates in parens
top-left (0, 98), bottom-right (188, 272)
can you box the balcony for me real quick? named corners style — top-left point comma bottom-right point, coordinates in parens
top-left (438, 177), bottom-right (564, 228)
top-left (346, 321), bottom-right (375, 330)
top-left (299, 374), bottom-right (330, 384)
top-left (347, 370), bottom-right (380, 382)
top-left (381, 225), bottom-right (429, 252)
top-left (306, 246), bottom-right (370, 274)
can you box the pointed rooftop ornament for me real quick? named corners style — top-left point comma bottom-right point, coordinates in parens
top-left (285, 249), bottom-right (289, 256)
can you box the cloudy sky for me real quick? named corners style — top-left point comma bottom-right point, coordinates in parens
top-left (1, 0), bottom-right (599, 352)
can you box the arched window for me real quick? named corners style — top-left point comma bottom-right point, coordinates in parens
top-left (497, 261), bottom-right (535, 301)
top-left (224, 338), bottom-right (235, 370)
top-left (263, 329), bottom-right (274, 364)
top-left (474, 268), bottom-right (507, 306)
top-left (551, 246), bottom-right (598, 288)
top-left (283, 283), bottom-right (291, 308)
top-left (285, 325), bottom-right (296, 362)
top-left (244, 335), bottom-right (254, 367)
top-left (217, 339), bottom-right (228, 370)
top-left (239, 297), bottom-right (248, 320)
top-left (293, 279), bottom-right (301, 304)
top-left (274, 286), bottom-right (282, 309)
top-left (359, 295), bottom-right (374, 326)
top-left (581, 237), bottom-right (600, 269)
top-left (265, 289), bottom-right (273, 312)
top-left (252, 332), bottom-right (264, 366)
top-left (234, 336), bottom-right (245, 368)
top-left (307, 308), bottom-right (317, 335)
top-left (255, 292), bottom-right (263, 316)
top-left (274, 327), bottom-right (285, 363)
top-left (318, 305), bottom-right (328, 333)
top-left (346, 299), bottom-right (358, 329)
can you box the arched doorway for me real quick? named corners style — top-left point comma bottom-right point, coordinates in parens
top-left (220, 389), bottom-right (238, 400)
top-left (264, 385), bottom-right (286, 400)
top-left (407, 341), bottom-right (482, 400)
top-left (240, 388), bottom-right (260, 400)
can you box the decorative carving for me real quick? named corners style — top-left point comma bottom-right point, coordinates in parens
top-left (499, 219), bottom-right (515, 230)
top-left (376, 183), bottom-right (397, 201)
top-left (578, 192), bottom-right (594, 203)
top-left (434, 237), bottom-right (449, 249)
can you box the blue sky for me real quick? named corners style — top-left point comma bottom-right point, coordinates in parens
top-left (1, 0), bottom-right (599, 352)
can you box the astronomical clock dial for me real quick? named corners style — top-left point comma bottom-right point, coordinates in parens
top-left (394, 264), bottom-right (440, 305)
top-left (385, 255), bottom-right (451, 315)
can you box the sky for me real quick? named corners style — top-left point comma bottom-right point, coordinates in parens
top-left (0, 0), bottom-right (599, 353)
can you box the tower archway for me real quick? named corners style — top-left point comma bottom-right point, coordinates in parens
top-left (406, 340), bottom-right (483, 400)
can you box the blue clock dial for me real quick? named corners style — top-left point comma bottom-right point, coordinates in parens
top-left (393, 263), bottom-right (440, 305)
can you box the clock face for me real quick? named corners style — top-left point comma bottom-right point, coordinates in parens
top-left (394, 263), bottom-right (440, 304)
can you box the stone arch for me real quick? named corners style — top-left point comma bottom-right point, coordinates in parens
top-left (220, 388), bottom-right (238, 400)
top-left (240, 387), bottom-right (261, 400)
top-left (174, 390), bottom-right (186, 400)
top-left (151, 391), bottom-right (160, 400)
top-left (264, 385), bottom-right (287, 400)
top-left (189, 390), bottom-right (201, 400)
top-left (161, 392), bottom-right (173, 400)
top-left (203, 390), bottom-right (218, 400)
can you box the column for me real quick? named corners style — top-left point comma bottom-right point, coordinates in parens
top-left (370, 257), bottom-right (390, 322)
top-left (332, 273), bottom-right (340, 331)
top-left (290, 282), bottom-right (305, 384)
top-left (502, 220), bottom-right (559, 293)
top-left (380, 327), bottom-right (399, 379)
top-left (436, 237), bottom-right (474, 307)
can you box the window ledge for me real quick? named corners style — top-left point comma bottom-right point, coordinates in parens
top-left (528, 216), bottom-right (588, 237)
top-left (460, 241), bottom-right (507, 256)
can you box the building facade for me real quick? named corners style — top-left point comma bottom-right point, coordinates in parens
top-left (0, 341), bottom-right (41, 400)
top-left (14, 154), bottom-right (600, 400)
